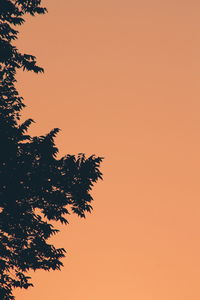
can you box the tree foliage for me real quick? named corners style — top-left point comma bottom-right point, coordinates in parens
top-left (0, 1), bottom-right (103, 299)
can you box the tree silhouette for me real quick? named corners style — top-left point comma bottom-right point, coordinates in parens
top-left (0, 1), bottom-right (103, 299)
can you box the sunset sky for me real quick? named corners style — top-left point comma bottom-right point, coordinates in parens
top-left (14, 0), bottom-right (200, 299)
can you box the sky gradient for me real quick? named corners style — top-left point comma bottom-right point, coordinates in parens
top-left (15, 1), bottom-right (200, 299)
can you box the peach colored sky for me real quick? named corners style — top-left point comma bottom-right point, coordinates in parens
top-left (15, 1), bottom-right (200, 299)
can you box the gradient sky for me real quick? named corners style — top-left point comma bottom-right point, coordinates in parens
top-left (14, 0), bottom-right (200, 299)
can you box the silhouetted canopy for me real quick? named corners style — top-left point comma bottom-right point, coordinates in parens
top-left (0, 1), bottom-right (103, 299)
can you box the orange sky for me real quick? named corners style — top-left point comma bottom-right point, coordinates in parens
top-left (14, 1), bottom-right (200, 299)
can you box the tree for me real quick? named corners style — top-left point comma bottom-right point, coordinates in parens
top-left (0, 1), bottom-right (103, 299)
